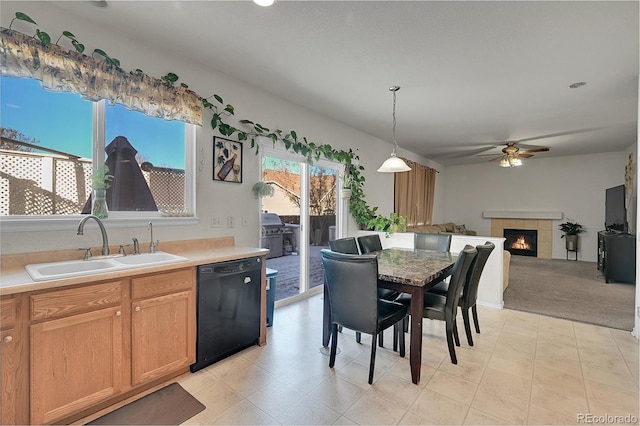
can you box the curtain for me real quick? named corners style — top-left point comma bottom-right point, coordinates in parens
top-left (394, 158), bottom-right (437, 226)
top-left (0, 28), bottom-right (203, 126)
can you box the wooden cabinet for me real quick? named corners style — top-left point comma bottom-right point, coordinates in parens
top-left (1, 295), bottom-right (27, 425)
top-left (20, 267), bottom-right (196, 425)
top-left (131, 269), bottom-right (195, 386)
top-left (29, 281), bottom-right (124, 425)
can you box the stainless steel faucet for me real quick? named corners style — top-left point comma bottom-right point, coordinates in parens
top-left (77, 215), bottom-right (110, 256)
top-left (148, 222), bottom-right (159, 253)
top-left (132, 237), bottom-right (140, 255)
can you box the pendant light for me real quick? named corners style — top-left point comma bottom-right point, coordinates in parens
top-left (377, 86), bottom-right (411, 173)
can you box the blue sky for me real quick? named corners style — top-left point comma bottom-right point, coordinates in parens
top-left (1, 77), bottom-right (185, 168)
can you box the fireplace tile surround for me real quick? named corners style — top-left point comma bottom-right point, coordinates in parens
top-left (491, 218), bottom-right (552, 259)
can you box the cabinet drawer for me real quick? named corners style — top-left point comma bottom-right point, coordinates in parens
top-left (31, 281), bottom-right (122, 321)
top-left (131, 268), bottom-right (195, 300)
top-left (1, 297), bottom-right (16, 330)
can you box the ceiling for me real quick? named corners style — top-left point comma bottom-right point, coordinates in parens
top-left (42, 1), bottom-right (640, 166)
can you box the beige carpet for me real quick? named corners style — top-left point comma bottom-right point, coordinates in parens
top-left (503, 256), bottom-right (635, 331)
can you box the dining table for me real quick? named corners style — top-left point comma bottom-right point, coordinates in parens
top-left (322, 247), bottom-right (457, 385)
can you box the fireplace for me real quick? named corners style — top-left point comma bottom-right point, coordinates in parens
top-left (504, 229), bottom-right (538, 257)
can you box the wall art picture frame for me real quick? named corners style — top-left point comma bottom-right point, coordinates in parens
top-left (213, 136), bottom-right (243, 183)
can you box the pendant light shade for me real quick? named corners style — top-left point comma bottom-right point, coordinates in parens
top-left (378, 86), bottom-right (411, 173)
top-left (253, 0), bottom-right (276, 6)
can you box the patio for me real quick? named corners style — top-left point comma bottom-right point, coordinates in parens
top-left (266, 244), bottom-right (328, 301)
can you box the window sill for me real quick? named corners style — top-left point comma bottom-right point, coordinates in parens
top-left (0, 215), bottom-right (199, 233)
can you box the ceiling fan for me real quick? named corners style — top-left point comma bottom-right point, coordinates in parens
top-left (479, 141), bottom-right (550, 167)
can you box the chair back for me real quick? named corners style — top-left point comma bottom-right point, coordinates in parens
top-left (321, 249), bottom-right (379, 334)
top-left (357, 234), bottom-right (383, 254)
top-left (414, 232), bottom-right (452, 252)
top-left (444, 245), bottom-right (477, 318)
top-left (329, 237), bottom-right (359, 254)
top-left (461, 242), bottom-right (495, 309)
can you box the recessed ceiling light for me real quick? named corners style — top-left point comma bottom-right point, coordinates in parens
top-left (569, 82), bottom-right (586, 89)
top-left (253, 0), bottom-right (276, 6)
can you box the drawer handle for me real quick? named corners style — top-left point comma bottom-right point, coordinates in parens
top-left (3, 335), bottom-right (13, 344)
top-left (135, 306), bottom-right (141, 312)
top-left (115, 311), bottom-right (122, 317)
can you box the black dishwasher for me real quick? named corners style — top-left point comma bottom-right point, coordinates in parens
top-left (191, 257), bottom-right (262, 372)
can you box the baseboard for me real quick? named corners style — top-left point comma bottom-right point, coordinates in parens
top-left (477, 299), bottom-right (504, 310)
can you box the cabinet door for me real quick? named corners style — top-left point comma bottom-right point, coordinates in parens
top-left (1, 328), bottom-right (19, 425)
top-left (131, 290), bottom-right (195, 386)
top-left (30, 306), bottom-right (123, 425)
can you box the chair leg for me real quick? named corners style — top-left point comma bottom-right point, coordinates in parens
top-left (338, 325), bottom-right (343, 333)
top-left (368, 334), bottom-right (378, 384)
top-left (378, 331), bottom-right (384, 347)
top-left (393, 323), bottom-right (398, 352)
top-left (472, 305), bottom-right (481, 334)
top-left (403, 316), bottom-right (409, 333)
top-left (396, 321), bottom-right (406, 357)
top-left (453, 318), bottom-right (460, 347)
top-left (445, 322), bottom-right (458, 364)
top-left (462, 308), bottom-right (474, 346)
top-left (356, 331), bottom-right (362, 343)
top-left (329, 324), bottom-right (339, 368)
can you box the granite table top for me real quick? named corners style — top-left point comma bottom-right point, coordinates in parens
top-left (376, 247), bottom-right (456, 287)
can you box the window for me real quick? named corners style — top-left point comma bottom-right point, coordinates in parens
top-left (1, 76), bottom-right (194, 221)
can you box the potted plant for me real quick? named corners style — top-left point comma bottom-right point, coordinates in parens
top-left (367, 212), bottom-right (407, 236)
top-left (559, 220), bottom-right (585, 252)
top-left (252, 181), bottom-right (274, 198)
top-left (90, 165), bottom-right (113, 218)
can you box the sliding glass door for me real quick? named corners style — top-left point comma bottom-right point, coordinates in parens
top-left (260, 148), bottom-right (338, 302)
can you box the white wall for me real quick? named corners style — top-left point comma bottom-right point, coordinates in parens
top-left (0, 2), bottom-right (443, 254)
top-left (443, 151), bottom-right (627, 262)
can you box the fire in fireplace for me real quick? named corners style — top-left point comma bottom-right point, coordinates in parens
top-left (504, 228), bottom-right (538, 257)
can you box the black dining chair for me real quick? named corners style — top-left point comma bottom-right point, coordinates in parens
top-left (414, 232), bottom-right (452, 252)
top-left (329, 237), bottom-right (360, 255)
top-left (396, 245), bottom-right (477, 364)
top-left (428, 242), bottom-right (495, 346)
top-left (321, 249), bottom-right (407, 384)
top-left (328, 237), bottom-right (362, 342)
top-left (356, 234), bottom-right (400, 347)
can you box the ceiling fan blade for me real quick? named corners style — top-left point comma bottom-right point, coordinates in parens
top-left (436, 145), bottom-right (499, 159)
top-left (488, 156), bottom-right (502, 162)
top-left (518, 153), bottom-right (534, 158)
top-left (516, 127), bottom-right (601, 144)
top-left (521, 147), bottom-right (550, 154)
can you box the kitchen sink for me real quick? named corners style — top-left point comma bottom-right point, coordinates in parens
top-left (112, 252), bottom-right (188, 266)
top-left (25, 252), bottom-right (189, 282)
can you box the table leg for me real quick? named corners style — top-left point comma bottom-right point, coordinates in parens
top-left (409, 286), bottom-right (423, 384)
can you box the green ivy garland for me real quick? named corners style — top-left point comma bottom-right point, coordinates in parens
top-left (8, 11), bottom-right (391, 228)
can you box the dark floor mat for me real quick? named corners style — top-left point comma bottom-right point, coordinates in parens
top-left (88, 383), bottom-right (205, 425)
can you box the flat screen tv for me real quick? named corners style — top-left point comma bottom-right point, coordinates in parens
top-left (605, 184), bottom-right (627, 233)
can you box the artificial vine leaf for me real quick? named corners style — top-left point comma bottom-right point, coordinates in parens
top-left (214, 94), bottom-right (223, 104)
top-left (238, 132), bottom-right (247, 141)
top-left (290, 130), bottom-right (297, 140)
top-left (224, 104), bottom-right (234, 115)
top-left (203, 99), bottom-right (214, 108)
top-left (62, 30), bottom-right (76, 39)
top-left (181, 83), bottom-right (189, 88)
top-left (16, 12), bottom-right (36, 25)
top-left (211, 114), bottom-right (219, 129)
top-left (71, 40), bottom-right (85, 53)
top-left (36, 29), bottom-right (51, 47)
top-left (239, 119), bottom-right (254, 125)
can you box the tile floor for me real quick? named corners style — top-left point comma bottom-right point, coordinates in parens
top-left (180, 294), bottom-right (639, 425)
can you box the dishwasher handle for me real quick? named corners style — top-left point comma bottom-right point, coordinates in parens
top-left (198, 257), bottom-right (261, 277)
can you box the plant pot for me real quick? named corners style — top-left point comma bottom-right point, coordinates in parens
top-left (340, 188), bottom-right (352, 199)
top-left (565, 234), bottom-right (578, 251)
top-left (92, 188), bottom-right (109, 219)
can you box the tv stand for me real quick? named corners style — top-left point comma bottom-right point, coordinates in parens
top-left (597, 231), bottom-right (636, 284)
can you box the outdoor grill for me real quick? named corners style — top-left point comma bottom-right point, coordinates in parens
top-left (260, 212), bottom-right (294, 259)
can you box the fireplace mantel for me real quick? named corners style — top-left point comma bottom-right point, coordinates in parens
top-left (483, 211), bottom-right (563, 220)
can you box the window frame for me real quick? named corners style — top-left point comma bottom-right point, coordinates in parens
top-left (0, 98), bottom-right (198, 233)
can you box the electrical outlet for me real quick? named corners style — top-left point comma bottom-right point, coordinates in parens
top-left (210, 217), bottom-right (222, 228)
top-left (242, 216), bottom-right (248, 227)
top-left (227, 216), bottom-right (234, 228)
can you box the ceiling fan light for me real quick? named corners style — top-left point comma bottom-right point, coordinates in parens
top-left (499, 156), bottom-right (510, 167)
top-left (510, 157), bottom-right (523, 167)
top-left (377, 154), bottom-right (411, 173)
top-left (253, 0), bottom-right (276, 6)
